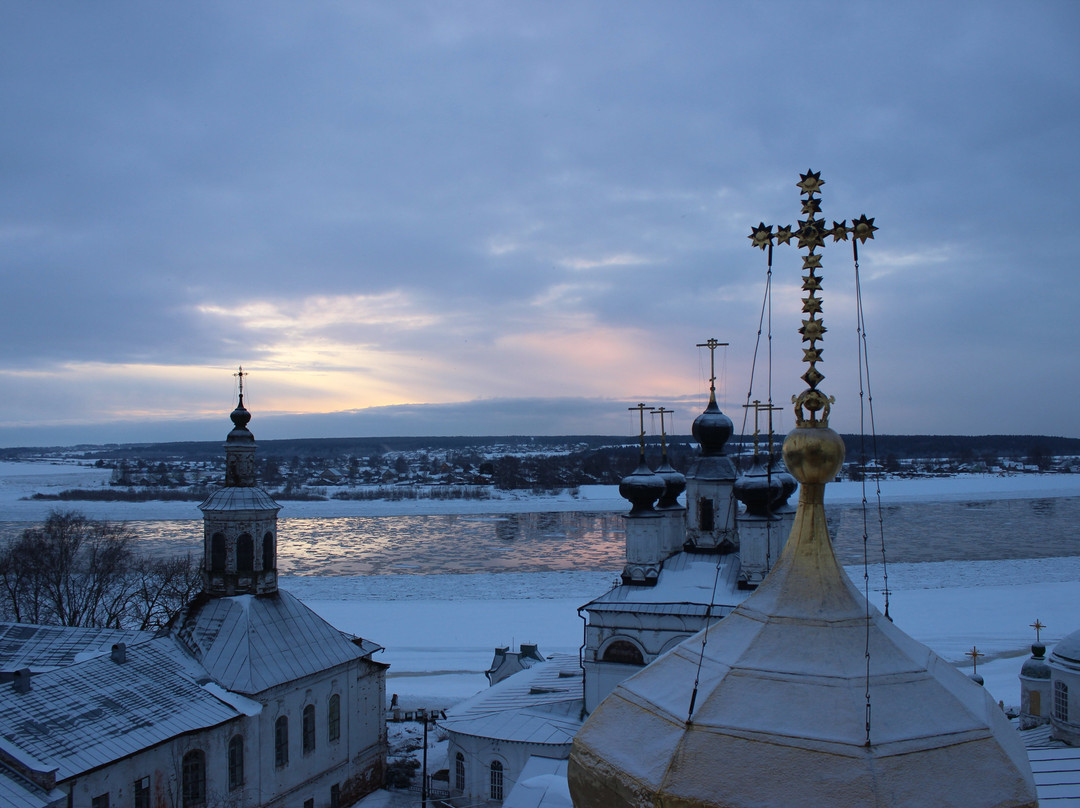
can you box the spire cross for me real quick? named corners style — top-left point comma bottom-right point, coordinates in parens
top-left (742, 399), bottom-right (784, 454)
top-left (966, 645), bottom-right (985, 675)
top-left (748, 171), bottom-right (877, 428)
top-left (651, 407), bottom-right (674, 459)
top-left (696, 339), bottom-right (728, 401)
top-left (628, 403), bottom-right (650, 460)
top-left (1031, 619), bottom-right (1046, 643)
top-left (234, 365), bottom-right (248, 399)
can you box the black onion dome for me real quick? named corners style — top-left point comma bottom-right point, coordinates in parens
top-left (692, 396), bottom-right (733, 456)
top-left (768, 453), bottom-right (798, 507)
top-left (733, 452), bottom-right (783, 517)
top-left (227, 395), bottom-right (255, 443)
top-left (654, 459), bottom-right (686, 509)
top-left (619, 460), bottom-right (666, 515)
top-left (1022, 643), bottom-right (1051, 680)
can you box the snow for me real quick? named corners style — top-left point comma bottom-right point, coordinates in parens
top-left (2, 461), bottom-right (1079, 715)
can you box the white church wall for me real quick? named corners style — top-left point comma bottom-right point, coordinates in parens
top-left (65, 717), bottom-right (248, 808)
top-left (257, 658), bottom-right (385, 808)
top-left (447, 733), bottom-right (572, 806)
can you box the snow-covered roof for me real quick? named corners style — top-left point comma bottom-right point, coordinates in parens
top-left (0, 636), bottom-right (244, 781)
top-left (172, 588), bottom-right (382, 694)
top-left (442, 654), bottom-right (583, 746)
top-left (199, 485), bottom-right (281, 513)
top-left (580, 551), bottom-right (747, 614)
top-left (0, 763), bottom-right (65, 808)
top-left (1019, 723), bottom-right (1080, 804)
top-left (503, 757), bottom-right (572, 808)
top-left (0, 623), bottom-right (155, 674)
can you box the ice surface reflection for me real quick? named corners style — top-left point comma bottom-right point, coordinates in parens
top-left (1, 497), bottom-right (1077, 575)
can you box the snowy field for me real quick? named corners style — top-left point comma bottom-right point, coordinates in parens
top-left (2, 459), bottom-right (1080, 712)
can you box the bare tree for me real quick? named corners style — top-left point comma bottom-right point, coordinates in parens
top-left (0, 510), bottom-right (199, 629)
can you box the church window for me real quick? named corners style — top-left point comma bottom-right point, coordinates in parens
top-left (237, 533), bottom-right (254, 571)
top-left (275, 716), bottom-right (289, 767)
top-left (1055, 681), bottom-right (1069, 722)
top-left (228, 735), bottom-right (244, 790)
top-left (490, 760), bottom-right (504, 801)
top-left (455, 752), bottom-right (465, 792)
top-left (182, 750), bottom-right (206, 807)
top-left (699, 497), bottom-right (714, 531)
top-left (210, 533), bottom-right (226, 572)
top-left (91, 795), bottom-right (110, 808)
top-left (263, 531), bottom-right (274, 570)
top-left (303, 704), bottom-right (316, 753)
top-left (603, 640), bottom-right (645, 666)
top-left (328, 693), bottom-right (341, 741)
top-left (134, 777), bottom-right (150, 808)
top-left (330, 783), bottom-right (340, 808)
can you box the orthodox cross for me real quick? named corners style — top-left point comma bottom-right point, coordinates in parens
top-left (1031, 619), bottom-right (1046, 643)
top-left (234, 365), bottom-right (248, 399)
top-left (742, 398), bottom-right (784, 455)
top-left (628, 403), bottom-right (651, 461)
top-left (651, 407), bottom-right (674, 461)
top-left (696, 338), bottom-right (728, 401)
top-left (748, 170), bottom-right (877, 427)
top-left (966, 645), bottom-right (985, 676)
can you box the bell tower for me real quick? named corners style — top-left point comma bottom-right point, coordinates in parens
top-left (199, 367), bottom-right (281, 597)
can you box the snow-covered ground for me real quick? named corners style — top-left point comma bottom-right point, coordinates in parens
top-left (3, 460), bottom-right (1079, 713)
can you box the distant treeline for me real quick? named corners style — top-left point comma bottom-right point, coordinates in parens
top-left (3, 433), bottom-right (1078, 464)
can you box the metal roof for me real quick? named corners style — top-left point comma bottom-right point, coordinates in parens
top-left (580, 551), bottom-right (748, 613)
top-left (0, 636), bottom-right (245, 781)
top-left (0, 623), bottom-right (155, 674)
top-left (199, 486), bottom-right (281, 513)
top-left (1020, 723), bottom-right (1080, 805)
top-left (172, 589), bottom-right (381, 694)
top-left (442, 654), bottom-right (583, 745)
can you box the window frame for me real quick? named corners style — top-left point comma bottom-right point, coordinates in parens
top-left (328, 693), bottom-right (341, 742)
top-left (275, 715), bottom-right (289, 768)
top-left (455, 752), bottom-right (466, 793)
top-left (181, 749), bottom-right (206, 808)
top-left (228, 734), bottom-right (244, 791)
top-left (1055, 680), bottom-right (1069, 722)
top-left (303, 703), bottom-right (317, 754)
top-left (490, 760), bottom-right (504, 801)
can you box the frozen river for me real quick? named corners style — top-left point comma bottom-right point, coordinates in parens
top-left (1, 495), bottom-right (1077, 575)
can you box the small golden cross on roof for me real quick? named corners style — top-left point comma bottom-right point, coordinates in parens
top-left (1031, 619), bottom-right (1046, 643)
top-left (696, 338), bottom-right (728, 400)
top-left (651, 407), bottom-right (674, 458)
top-left (966, 645), bottom-right (985, 674)
top-left (628, 403), bottom-right (650, 460)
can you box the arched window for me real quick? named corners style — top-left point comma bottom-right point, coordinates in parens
top-left (237, 533), bottom-right (254, 571)
top-left (455, 752), bottom-right (465, 793)
top-left (698, 497), bottom-right (714, 531)
top-left (328, 694), bottom-right (341, 742)
top-left (210, 533), bottom-right (226, 572)
top-left (262, 531), bottom-right (274, 571)
top-left (1055, 680), bottom-right (1069, 722)
top-left (228, 735), bottom-right (244, 791)
top-left (182, 750), bottom-right (205, 807)
top-left (602, 640), bottom-right (644, 666)
top-left (274, 716), bottom-right (289, 767)
top-left (489, 760), bottom-right (504, 801)
top-left (303, 704), bottom-right (316, 754)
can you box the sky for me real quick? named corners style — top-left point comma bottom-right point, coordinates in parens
top-left (1, 1), bottom-right (1078, 447)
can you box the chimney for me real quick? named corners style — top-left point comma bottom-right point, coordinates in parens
top-left (13, 668), bottom-right (31, 694)
top-left (111, 643), bottom-right (126, 664)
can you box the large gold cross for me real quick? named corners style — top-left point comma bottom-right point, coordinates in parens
top-left (748, 171), bottom-right (877, 428)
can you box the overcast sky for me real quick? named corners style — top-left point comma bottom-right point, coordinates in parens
top-left (1, 1), bottom-right (1077, 447)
